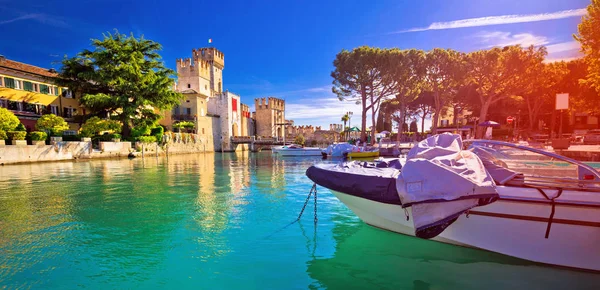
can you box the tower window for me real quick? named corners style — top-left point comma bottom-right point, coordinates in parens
top-left (187, 84), bottom-right (191, 88)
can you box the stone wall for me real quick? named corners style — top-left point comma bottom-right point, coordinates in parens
top-left (0, 142), bottom-right (91, 165)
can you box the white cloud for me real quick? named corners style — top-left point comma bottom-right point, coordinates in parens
top-left (0, 13), bottom-right (68, 27)
top-left (544, 56), bottom-right (582, 63)
top-left (284, 97), bottom-right (370, 129)
top-left (473, 32), bottom-right (583, 61)
top-left (475, 31), bottom-right (549, 47)
top-left (391, 8), bottom-right (586, 34)
top-left (546, 41), bottom-right (580, 54)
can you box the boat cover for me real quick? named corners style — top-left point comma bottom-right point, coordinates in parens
top-left (396, 133), bottom-right (499, 239)
top-left (306, 160), bottom-right (402, 205)
top-left (323, 143), bottom-right (356, 157)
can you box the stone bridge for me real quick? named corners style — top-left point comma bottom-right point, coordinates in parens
top-left (231, 136), bottom-right (286, 152)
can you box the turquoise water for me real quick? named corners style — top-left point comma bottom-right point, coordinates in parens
top-left (1, 152), bottom-right (599, 289)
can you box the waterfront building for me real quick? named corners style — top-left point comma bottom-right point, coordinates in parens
top-left (0, 56), bottom-right (81, 131)
top-left (255, 97), bottom-right (285, 138)
top-left (162, 47), bottom-right (255, 151)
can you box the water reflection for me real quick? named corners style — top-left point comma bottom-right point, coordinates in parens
top-left (2, 153), bottom-right (596, 289)
top-left (307, 217), bottom-right (600, 290)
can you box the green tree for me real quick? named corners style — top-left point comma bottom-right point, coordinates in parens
top-left (389, 49), bottom-right (426, 140)
top-left (57, 31), bottom-right (183, 138)
top-left (423, 48), bottom-right (465, 134)
top-left (294, 134), bottom-right (305, 146)
top-left (36, 114), bottom-right (69, 136)
top-left (80, 116), bottom-right (123, 137)
top-left (332, 46), bottom-right (395, 144)
top-left (522, 61), bottom-right (567, 132)
top-left (576, 0), bottom-right (600, 95)
top-left (0, 107), bottom-right (20, 132)
top-left (467, 45), bottom-right (546, 137)
top-left (411, 91), bottom-right (434, 133)
top-left (564, 59), bottom-right (600, 115)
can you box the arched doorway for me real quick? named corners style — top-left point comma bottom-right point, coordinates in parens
top-left (232, 123), bottom-right (238, 137)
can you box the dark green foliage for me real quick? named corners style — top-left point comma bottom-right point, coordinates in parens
top-left (29, 131), bottom-right (48, 141)
top-left (151, 126), bottom-right (164, 141)
top-left (57, 30), bottom-right (183, 138)
top-left (8, 131), bottom-right (26, 140)
top-left (0, 130), bottom-right (7, 140)
top-left (15, 123), bottom-right (26, 132)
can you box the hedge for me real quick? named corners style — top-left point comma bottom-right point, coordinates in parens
top-left (138, 136), bottom-right (157, 143)
top-left (29, 131), bottom-right (48, 141)
top-left (8, 131), bottom-right (27, 140)
top-left (0, 130), bottom-right (7, 140)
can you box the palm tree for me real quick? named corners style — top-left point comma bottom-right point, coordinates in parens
top-left (341, 114), bottom-right (349, 140)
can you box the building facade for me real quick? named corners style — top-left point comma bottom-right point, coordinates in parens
top-left (255, 97), bottom-right (285, 138)
top-left (0, 56), bottom-right (82, 131)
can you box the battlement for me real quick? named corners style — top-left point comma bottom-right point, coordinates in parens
top-left (176, 57), bottom-right (211, 79)
top-left (254, 97), bottom-right (285, 111)
top-left (192, 47), bottom-right (225, 68)
top-left (241, 103), bottom-right (250, 112)
top-left (329, 124), bottom-right (343, 132)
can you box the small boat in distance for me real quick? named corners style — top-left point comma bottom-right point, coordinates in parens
top-left (306, 134), bottom-right (600, 271)
top-left (276, 144), bottom-right (323, 156)
top-left (347, 148), bottom-right (379, 159)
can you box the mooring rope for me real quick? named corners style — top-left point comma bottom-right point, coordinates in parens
top-left (262, 183), bottom-right (318, 239)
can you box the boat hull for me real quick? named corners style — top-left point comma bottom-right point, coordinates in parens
top-left (330, 189), bottom-right (600, 271)
top-left (277, 148), bottom-right (323, 156)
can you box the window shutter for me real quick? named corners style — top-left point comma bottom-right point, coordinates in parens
top-left (5, 77), bottom-right (15, 88)
top-left (23, 81), bottom-right (33, 91)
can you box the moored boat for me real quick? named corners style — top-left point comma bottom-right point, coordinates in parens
top-left (306, 134), bottom-right (600, 271)
top-left (276, 144), bottom-right (323, 156)
top-left (347, 150), bottom-right (379, 159)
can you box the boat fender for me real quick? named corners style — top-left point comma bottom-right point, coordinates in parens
top-left (532, 187), bottom-right (564, 239)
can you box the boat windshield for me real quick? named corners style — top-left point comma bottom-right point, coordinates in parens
top-left (467, 140), bottom-right (600, 191)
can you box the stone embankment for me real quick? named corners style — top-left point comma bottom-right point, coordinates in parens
top-left (0, 133), bottom-right (215, 165)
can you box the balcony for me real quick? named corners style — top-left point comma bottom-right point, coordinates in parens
top-left (172, 114), bottom-right (196, 121)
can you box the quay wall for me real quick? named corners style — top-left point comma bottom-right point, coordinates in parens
top-left (0, 133), bottom-right (228, 165)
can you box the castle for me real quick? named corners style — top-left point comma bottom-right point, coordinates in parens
top-left (160, 47), bottom-right (254, 151)
top-left (254, 97), bottom-right (286, 138)
top-left (160, 46), bottom-right (338, 150)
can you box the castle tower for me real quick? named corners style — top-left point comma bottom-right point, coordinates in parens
top-left (254, 97), bottom-right (285, 138)
top-left (192, 48), bottom-right (225, 94)
top-left (175, 56), bottom-right (212, 97)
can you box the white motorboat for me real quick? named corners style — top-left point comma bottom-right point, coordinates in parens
top-left (306, 134), bottom-right (600, 271)
top-left (276, 144), bottom-right (323, 156)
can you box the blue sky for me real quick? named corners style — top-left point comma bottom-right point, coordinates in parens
top-left (0, 0), bottom-right (589, 129)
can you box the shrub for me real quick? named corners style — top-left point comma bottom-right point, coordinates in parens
top-left (112, 133), bottom-right (121, 140)
top-left (0, 130), bottom-right (7, 140)
top-left (29, 131), bottom-right (48, 141)
top-left (0, 108), bottom-right (20, 132)
top-left (131, 125), bottom-right (151, 138)
top-left (80, 117), bottom-right (122, 137)
top-left (8, 131), bottom-right (27, 140)
top-left (138, 136), bottom-right (157, 143)
top-left (36, 114), bottom-right (69, 136)
top-left (15, 123), bottom-right (27, 132)
top-left (150, 126), bottom-right (164, 140)
top-left (310, 140), bottom-right (318, 146)
top-left (294, 134), bottom-right (305, 146)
